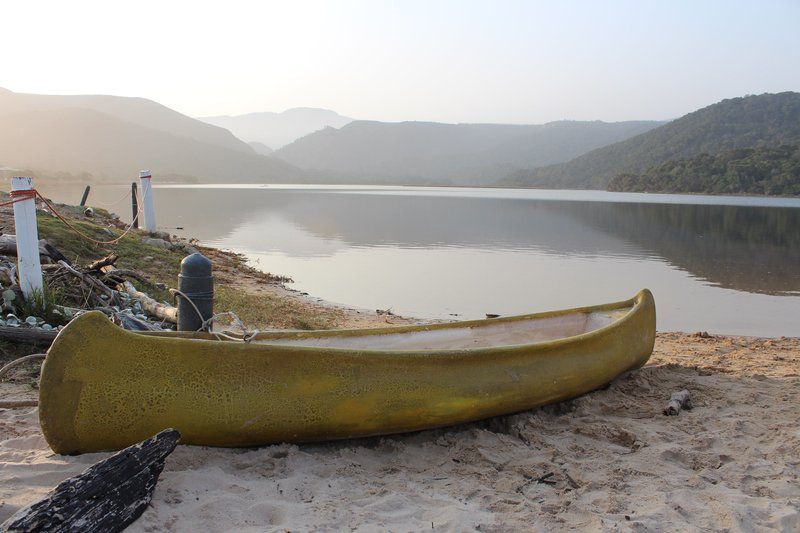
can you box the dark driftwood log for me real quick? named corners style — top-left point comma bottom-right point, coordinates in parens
top-left (1, 428), bottom-right (180, 533)
top-left (0, 326), bottom-right (57, 346)
top-left (42, 243), bottom-right (70, 265)
top-left (102, 268), bottom-right (157, 287)
top-left (663, 389), bottom-right (692, 416)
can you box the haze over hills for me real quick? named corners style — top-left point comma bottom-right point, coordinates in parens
top-left (504, 92), bottom-right (800, 190)
top-left (274, 119), bottom-right (662, 185)
top-left (2, 86), bottom-right (797, 193)
top-left (0, 87), bottom-right (302, 182)
top-left (248, 142), bottom-right (274, 156)
top-left (199, 108), bottom-right (353, 150)
top-left (0, 87), bottom-right (251, 153)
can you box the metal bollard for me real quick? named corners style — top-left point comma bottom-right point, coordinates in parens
top-left (177, 253), bottom-right (213, 331)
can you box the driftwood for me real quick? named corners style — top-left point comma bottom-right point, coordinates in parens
top-left (0, 235), bottom-right (47, 257)
top-left (112, 311), bottom-right (162, 331)
top-left (42, 244), bottom-right (70, 265)
top-left (663, 389), bottom-right (692, 416)
top-left (0, 428), bottom-right (180, 533)
top-left (102, 268), bottom-right (158, 287)
top-left (85, 253), bottom-right (119, 272)
top-left (58, 261), bottom-right (120, 307)
top-left (0, 326), bottom-right (57, 345)
top-left (121, 280), bottom-right (177, 324)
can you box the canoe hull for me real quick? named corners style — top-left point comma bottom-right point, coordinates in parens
top-left (39, 290), bottom-right (655, 454)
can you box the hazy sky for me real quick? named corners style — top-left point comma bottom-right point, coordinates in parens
top-left (2, 0), bottom-right (799, 123)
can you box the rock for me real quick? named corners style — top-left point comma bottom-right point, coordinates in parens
top-left (150, 231), bottom-right (172, 242)
top-left (142, 237), bottom-right (172, 249)
top-left (182, 245), bottom-right (199, 255)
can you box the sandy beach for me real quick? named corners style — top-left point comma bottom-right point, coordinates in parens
top-left (2, 328), bottom-right (797, 531)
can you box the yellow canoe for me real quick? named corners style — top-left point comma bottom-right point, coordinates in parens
top-left (39, 289), bottom-right (655, 454)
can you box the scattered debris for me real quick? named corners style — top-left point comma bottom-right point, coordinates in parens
top-left (0, 249), bottom-right (177, 345)
top-left (663, 389), bottom-right (692, 416)
top-left (376, 308), bottom-right (395, 316)
top-left (691, 331), bottom-right (712, 338)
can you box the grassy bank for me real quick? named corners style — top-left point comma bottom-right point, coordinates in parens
top-left (1, 199), bottom-right (342, 333)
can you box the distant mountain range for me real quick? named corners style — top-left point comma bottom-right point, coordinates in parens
top-left (273, 120), bottom-right (662, 185)
top-left (199, 108), bottom-right (353, 150)
top-left (2, 87), bottom-right (798, 195)
top-left (0, 88), bottom-right (301, 182)
top-left (503, 92), bottom-right (800, 190)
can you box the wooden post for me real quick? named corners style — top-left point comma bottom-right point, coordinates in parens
top-left (11, 177), bottom-right (44, 298)
top-left (79, 185), bottom-right (91, 207)
top-left (131, 182), bottom-right (139, 229)
top-left (139, 170), bottom-right (156, 232)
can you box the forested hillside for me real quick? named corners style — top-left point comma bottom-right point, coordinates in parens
top-left (608, 144), bottom-right (800, 196)
top-left (504, 92), bottom-right (800, 189)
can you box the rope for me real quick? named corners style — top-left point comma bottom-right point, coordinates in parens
top-left (86, 187), bottom-right (134, 208)
top-left (0, 188), bottom-right (142, 245)
top-left (0, 353), bottom-right (46, 409)
top-left (170, 288), bottom-right (259, 341)
top-left (170, 288), bottom-right (207, 331)
top-left (202, 311), bottom-right (261, 342)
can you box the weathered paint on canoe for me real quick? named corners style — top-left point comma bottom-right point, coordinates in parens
top-left (39, 289), bottom-right (655, 454)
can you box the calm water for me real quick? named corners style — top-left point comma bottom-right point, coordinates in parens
top-left (42, 184), bottom-right (800, 336)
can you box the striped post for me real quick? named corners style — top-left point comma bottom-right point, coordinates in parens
top-left (11, 177), bottom-right (44, 298)
top-left (139, 170), bottom-right (156, 232)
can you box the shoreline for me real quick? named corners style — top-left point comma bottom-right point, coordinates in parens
top-left (0, 197), bottom-right (798, 530)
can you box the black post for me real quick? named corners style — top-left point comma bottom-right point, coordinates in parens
top-left (131, 182), bottom-right (139, 229)
top-left (177, 253), bottom-right (214, 331)
top-left (79, 185), bottom-right (91, 207)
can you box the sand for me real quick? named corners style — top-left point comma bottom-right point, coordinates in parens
top-left (1, 332), bottom-right (798, 531)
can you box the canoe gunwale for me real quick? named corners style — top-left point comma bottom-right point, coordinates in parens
top-left (139, 289), bottom-right (653, 356)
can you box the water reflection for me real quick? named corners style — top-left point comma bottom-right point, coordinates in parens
top-left (38, 184), bottom-right (800, 335)
top-left (136, 188), bottom-right (799, 297)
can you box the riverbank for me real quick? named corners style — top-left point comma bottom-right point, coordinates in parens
top-left (0, 198), bottom-right (798, 530)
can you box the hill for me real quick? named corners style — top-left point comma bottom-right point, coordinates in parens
top-left (505, 92), bottom-right (800, 189)
top-left (199, 108), bottom-right (353, 150)
top-left (273, 119), bottom-right (661, 185)
top-left (248, 142), bottom-right (274, 156)
top-left (0, 87), bottom-right (251, 153)
top-left (607, 144), bottom-right (800, 196)
top-left (0, 91), bottom-right (303, 183)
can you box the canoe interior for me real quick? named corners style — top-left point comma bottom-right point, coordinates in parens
top-left (253, 308), bottom-right (632, 350)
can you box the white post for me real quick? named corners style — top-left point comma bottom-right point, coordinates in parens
top-left (11, 177), bottom-right (44, 298)
top-left (139, 170), bottom-right (157, 232)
